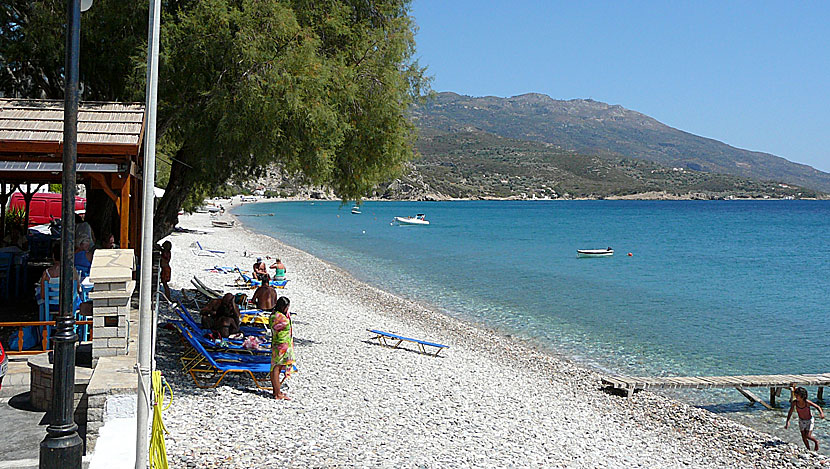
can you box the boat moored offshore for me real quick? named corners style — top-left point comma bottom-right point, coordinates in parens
top-left (392, 214), bottom-right (429, 225)
top-left (577, 247), bottom-right (613, 258)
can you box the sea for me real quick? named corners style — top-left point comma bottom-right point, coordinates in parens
top-left (233, 200), bottom-right (830, 448)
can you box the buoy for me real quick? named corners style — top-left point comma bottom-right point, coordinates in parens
top-left (627, 252), bottom-right (633, 256)
top-left (362, 230), bottom-right (366, 234)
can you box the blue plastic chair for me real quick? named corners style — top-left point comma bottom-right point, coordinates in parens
top-left (14, 252), bottom-right (28, 297)
top-left (26, 234), bottom-right (52, 260)
top-left (0, 252), bottom-right (13, 299)
top-left (38, 277), bottom-right (87, 345)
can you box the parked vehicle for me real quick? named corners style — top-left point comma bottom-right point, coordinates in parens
top-left (0, 341), bottom-right (7, 390)
top-left (9, 192), bottom-right (86, 226)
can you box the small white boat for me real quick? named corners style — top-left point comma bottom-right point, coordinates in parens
top-left (351, 205), bottom-right (361, 214)
top-left (392, 214), bottom-right (429, 225)
top-left (577, 247), bottom-right (613, 258)
top-left (211, 220), bottom-right (235, 228)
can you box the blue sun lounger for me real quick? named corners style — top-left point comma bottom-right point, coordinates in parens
top-left (177, 325), bottom-right (288, 390)
top-left (367, 329), bottom-right (448, 357)
top-left (174, 301), bottom-right (267, 338)
top-left (169, 320), bottom-right (269, 356)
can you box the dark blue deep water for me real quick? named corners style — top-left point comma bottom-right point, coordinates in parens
top-left (234, 200), bottom-right (829, 444)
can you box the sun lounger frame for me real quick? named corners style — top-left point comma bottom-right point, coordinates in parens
top-left (367, 329), bottom-right (448, 357)
top-left (177, 323), bottom-right (285, 390)
top-left (191, 276), bottom-right (222, 299)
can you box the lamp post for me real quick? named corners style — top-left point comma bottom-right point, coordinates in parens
top-left (39, 0), bottom-right (86, 466)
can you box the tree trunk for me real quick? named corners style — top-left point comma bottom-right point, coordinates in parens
top-left (85, 187), bottom-right (117, 245)
top-left (153, 150), bottom-right (191, 243)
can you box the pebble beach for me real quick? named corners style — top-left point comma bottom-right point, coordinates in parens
top-left (155, 209), bottom-right (829, 468)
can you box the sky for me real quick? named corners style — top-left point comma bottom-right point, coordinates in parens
top-left (410, 1), bottom-right (830, 173)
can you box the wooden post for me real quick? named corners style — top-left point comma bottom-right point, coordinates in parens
top-left (119, 174), bottom-right (130, 248)
top-left (770, 387), bottom-right (778, 407)
top-left (818, 387), bottom-right (824, 401)
top-left (735, 386), bottom-right (774, 410)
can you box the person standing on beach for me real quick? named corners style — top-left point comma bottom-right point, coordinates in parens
top-left (160, 241), bottom-right (172, 299)
top-left (269, 296), bottom-right (295, 400)
top-left (785, 386), bottom-right (825, 451)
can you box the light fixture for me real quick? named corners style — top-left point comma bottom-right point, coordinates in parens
top-left (81, 0), bottom-right (93, 12)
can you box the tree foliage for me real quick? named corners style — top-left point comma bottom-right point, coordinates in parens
top-left (1, 0), bottom-right (428, 240)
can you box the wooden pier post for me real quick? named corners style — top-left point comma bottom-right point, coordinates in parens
top-left (735, 386), bottom-right (773, 410)
top-left (818, 387), bottom-right (824, 401)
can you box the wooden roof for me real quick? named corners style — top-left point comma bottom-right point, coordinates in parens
top-left (0, 98), bottom-right (145, 157)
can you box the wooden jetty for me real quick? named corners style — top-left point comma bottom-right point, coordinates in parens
top-left (602, 373), bottom-right (830, 408)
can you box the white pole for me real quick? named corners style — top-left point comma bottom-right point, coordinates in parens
top-left (136, 0), bottom-right (161, 466)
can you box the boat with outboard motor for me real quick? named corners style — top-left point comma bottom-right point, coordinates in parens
top-left (351, 205), bottom-right (361, 214)
top-left (392, 214), bottom-right (429, 225)
top-left (577, 247), bottom-right (613, 258)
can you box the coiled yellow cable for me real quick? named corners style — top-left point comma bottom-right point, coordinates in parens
top-left (149, 370), bottom-right (171, 468)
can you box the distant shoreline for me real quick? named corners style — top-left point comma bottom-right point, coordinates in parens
top-left (216, 193), bottom-right (824, 206)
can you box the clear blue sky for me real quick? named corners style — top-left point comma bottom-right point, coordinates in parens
top-left (411, 1), bottom-right (830, 172)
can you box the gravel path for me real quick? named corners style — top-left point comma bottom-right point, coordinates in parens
top-left (155, 211), bottom-right (828, 468)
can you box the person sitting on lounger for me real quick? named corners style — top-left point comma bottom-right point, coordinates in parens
top-left (270, 258), bottom-right (286, 281)
top-left (253, 257), bottom-right (270, 283)
top-left (212, 293), bottom-right (241, 338)
top-left (200, 293), bottom-right (239, 334)
top-left (252, 285), bottom-right (278, 311)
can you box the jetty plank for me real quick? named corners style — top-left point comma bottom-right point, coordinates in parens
top-left (602, 372), bottom-right (829, 408)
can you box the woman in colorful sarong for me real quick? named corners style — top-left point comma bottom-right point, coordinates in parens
top-left (269, 296), bottom-right (295, 400)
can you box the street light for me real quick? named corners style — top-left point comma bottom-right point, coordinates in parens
top-left (39, 0), bottom-right (90, 467)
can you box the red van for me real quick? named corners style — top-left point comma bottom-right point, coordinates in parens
top-left (9, 192), bottom-right (86, 226)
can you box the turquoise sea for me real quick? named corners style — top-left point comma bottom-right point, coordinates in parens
top-left (234, 200), bottom-right (829, 447)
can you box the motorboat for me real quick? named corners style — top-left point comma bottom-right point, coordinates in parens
top-left (351, 205), bottom-right (361, 214)
top-left (211, 220), bottom-right (235, 228)
top-left (577, 247), bottom-right (613, 258)
top-left (392, 214), bottom-right (429, 225)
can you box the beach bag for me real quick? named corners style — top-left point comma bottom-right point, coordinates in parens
top-left (8, 326), bottom-right (40, 351)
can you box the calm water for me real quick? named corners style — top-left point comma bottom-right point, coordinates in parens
top-left (234, 200), bottom-right (829, 445)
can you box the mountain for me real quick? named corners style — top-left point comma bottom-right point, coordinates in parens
top-left (411, 92), bottom-right (830, 193)
top-left (395, 127), bottom-right (819, 200)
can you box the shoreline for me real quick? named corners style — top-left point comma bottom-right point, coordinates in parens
top-left (211, 194), bottom-right (825, 208)
top-left (157, 211), bottom-right (828, 467)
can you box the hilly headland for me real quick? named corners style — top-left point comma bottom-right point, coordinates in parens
top-left (247, 92), bottom-right (829, 201)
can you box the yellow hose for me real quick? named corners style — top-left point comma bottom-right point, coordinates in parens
top-left (149, 370), bottom-right (171, 469)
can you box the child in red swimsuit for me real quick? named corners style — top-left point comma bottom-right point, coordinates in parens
top-left (785, 386), bottom-right (825, 451)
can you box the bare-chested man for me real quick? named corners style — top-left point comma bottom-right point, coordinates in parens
top-left (252, 285), bottom-right (278, 311)
top-left (253, 257), bottom-right (270, 283)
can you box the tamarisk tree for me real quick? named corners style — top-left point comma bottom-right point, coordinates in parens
top-left (1, 0), bottom-right (428, 240)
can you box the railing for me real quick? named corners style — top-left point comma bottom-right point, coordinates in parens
top-left (1, 320), bottom-right (94, 355)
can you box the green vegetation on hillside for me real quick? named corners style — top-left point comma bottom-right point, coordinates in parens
top-left (413, 129), bottom-right (821, 200)
top-left (413, 92), bottom-right (830, 193)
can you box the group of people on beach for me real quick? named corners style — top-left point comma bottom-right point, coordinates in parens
top-left (253, 256), bottom-right (286, 283)
top-left (195, 262), bottom-right (295, 400)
